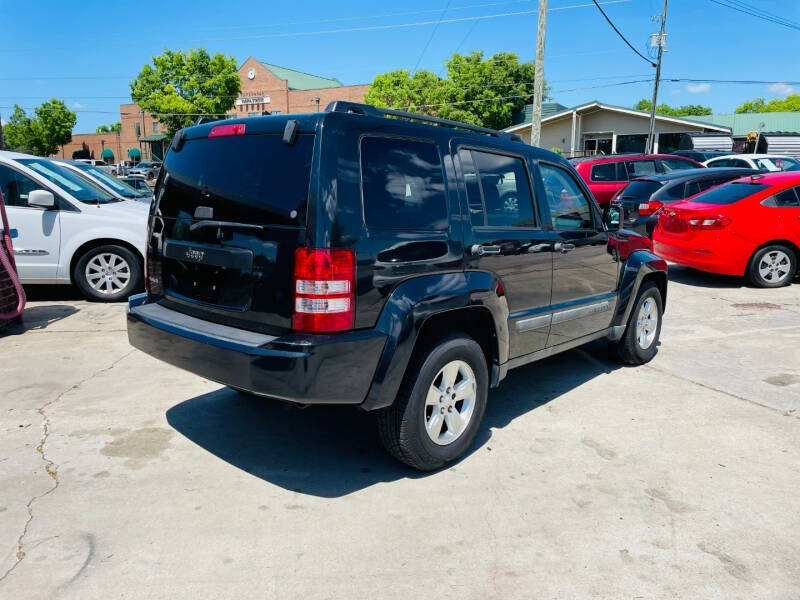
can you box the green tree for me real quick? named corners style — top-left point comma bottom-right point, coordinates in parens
top-left (735, 94), bottom-right (800, 113)
top-left (96, 122), bottom-right (121, 133)
top-left (634, 99), bottom-right (712, 117)
top-left (3, 100), bottom-right (76, 156)
top-left (365, 51), bottom-right (545, 130)
top-left (130, 48), bottom-right (241, 137)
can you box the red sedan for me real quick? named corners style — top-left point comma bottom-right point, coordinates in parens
top-left (653, 171), bottom-right (800, 287)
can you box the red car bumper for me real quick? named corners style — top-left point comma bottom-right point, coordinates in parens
top-left (653, 232), bottom-right (752, 276)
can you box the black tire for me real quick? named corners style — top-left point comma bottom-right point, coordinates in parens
top-left (73, 245), bottom-right (143, 302)
top-left (746, 245), bottom-right (797, 288)
top-left (610, 281), bottom-right (663, 365)
top-left (376, 334), bottom-right (488, 471)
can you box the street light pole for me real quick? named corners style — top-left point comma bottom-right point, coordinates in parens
top-left (646, 0), bottom-right (668, 154)
top-left (530, 0), bottom-right (547, 147)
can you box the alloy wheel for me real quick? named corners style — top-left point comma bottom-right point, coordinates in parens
top-left (758, 250), bottom-right (791, 284)
top-left (85, 252), bottom-right (131, 295)
top-left (635, 297), bottom-right (658, 350)
top-left (424, 360), bottom-right (477, 446)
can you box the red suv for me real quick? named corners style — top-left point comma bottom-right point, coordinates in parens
top-left (653, 171), bottom-right (800, 287)
top-left (571, 154), bottom-right (703, 205)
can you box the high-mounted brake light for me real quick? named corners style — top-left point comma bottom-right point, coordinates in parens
top-left (293, 248), bottom-right (355, 333)
top-left (208, 123), bottom-right (246, 138)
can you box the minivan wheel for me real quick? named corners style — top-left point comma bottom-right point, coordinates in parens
top-left (746, 245), bottom-right (796, 288)
top-left (376, 334), bottom-right (488, 471)
top-left (610, 281), bottom-right (663, 365)
top-left (74, 245), bottom-right (142, 302)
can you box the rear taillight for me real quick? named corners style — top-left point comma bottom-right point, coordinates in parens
top-left (687, 215), bottom-right (732, 230)
top-left (208, 123), bottom-right (246, 138)
top-left (293, 248), bottom-right (355, 333)
top-left (638, 200), bottom-right (663, 216)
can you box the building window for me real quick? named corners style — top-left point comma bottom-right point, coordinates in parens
top-left (153, 123), bottom-right (158, 133)
top-left (134, 123), bottom-right (140, 137)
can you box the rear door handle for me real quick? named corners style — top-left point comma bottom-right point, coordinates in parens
top-left (471, 244), bottom-right (501, 256)
top-left (554, 242), bottom-right (575, 254)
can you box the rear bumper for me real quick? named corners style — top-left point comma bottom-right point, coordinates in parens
top-left (126, 294), bottom-right (387, 405)
top-left (652, 237), bottom-right (747, 275)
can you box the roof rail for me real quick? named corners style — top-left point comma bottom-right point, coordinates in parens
top-left (325, 101), bottom-right (523, 142)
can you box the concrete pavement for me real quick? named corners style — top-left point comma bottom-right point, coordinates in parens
top-left (1, 268), bottom-right (799, 599)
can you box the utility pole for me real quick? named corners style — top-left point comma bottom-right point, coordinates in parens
top-left (646, 0), bottom-right (668, 154)
top-left (530, 0), bottom-right (547, 147)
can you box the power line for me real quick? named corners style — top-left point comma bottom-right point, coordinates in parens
top-left (708, 0), bottom-right (800, 31)
top-left (591, 0), bottom-right (657, 67)
top-left (413, 0), bottom-right (454, 74)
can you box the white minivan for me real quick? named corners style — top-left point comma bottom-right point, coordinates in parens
top-left (0, 151), bottom-right (148, 301)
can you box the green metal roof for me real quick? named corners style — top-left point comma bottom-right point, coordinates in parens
top-left (512, 102), bottom-right (569, 125)
top-left (684, 112), bottom-right (800, 137)
top-left (139, 134), bottom-right (167, 142)
top-left (260, 61), bottom-right (343, 90)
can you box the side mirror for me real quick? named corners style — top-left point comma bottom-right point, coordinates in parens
top-left (603, 201), bottom-right (624, 231)
top-left (28, 190), bottom-right (55, 208)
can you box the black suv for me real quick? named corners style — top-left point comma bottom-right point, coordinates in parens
top-left (127, 102), bottom-right (668, 470)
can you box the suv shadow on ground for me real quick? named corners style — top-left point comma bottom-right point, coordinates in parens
top-left (3, 303), bottom-right (79, 335)
top-left (166, 340), bottom-right (622, 498)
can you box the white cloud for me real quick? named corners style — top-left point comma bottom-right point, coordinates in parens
top-left (72, 102), bottom-right (85, 109)
top-left (767, 82), bottom-right (795, 96)
top-left (686, 83), bottom-right (711, 94)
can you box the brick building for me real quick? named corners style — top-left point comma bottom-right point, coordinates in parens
top-left (57, 58), bottom-right (368, 162)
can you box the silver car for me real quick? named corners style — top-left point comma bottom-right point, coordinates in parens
top-left (128, 161), bottom-right (161, 181)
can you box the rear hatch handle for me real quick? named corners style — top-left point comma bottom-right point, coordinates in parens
top-left (189, 220), bottom-right (264, 233)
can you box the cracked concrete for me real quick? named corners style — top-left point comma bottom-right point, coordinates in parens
top-left (1, 269), bottom-right (799, 599)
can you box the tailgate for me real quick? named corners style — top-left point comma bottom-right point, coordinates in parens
top-left (149, 128), bottom-right (315, 334)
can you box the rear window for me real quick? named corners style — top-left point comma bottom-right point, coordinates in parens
top-left (161, 133), bottom-right (314, 226)
top-left (693, 181), bottom-right (769, 205)
top-left (360, 136), bottom-right (447, 230)
top-left (620, 180), bottom-right (662, 199)
top-left (660, 158), bottom-right (697, 173)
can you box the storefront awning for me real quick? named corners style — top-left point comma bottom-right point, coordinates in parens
top-left (101, 148), bottom-right (114, 159)
top-left (140, 134), bottom-right (167, 143)
top-left (128, 147), bottom-right (141, 158)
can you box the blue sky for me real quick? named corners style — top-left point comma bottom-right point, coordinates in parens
top-left (1, 0), bottom-right (799, 133)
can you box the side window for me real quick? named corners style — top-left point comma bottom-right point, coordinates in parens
top-left (616, 162), bottom-right (629, 181)
top-left (660, 158), bottom-right (697, 173)
top-left (590, 163), bottom-right (618, 182)
top-left (539, 163), bottom-right (593, 230)
top-left (771, 187), bottom-right (800, 207)
top-left (0, 165), bottom-right (44, 208)
top-left (731, 159), bottom-right (751, 169)
top-left (626, 160), bottom-right (657, 177)
top-left (468, 150), bottom-right (536, 228)
top-left (360, 136), bottom-right (447, 230)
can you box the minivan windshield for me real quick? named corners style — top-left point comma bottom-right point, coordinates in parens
top-left (17, 159), bottom-right (118, 204)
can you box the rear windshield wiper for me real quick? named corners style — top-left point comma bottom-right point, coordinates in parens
top-left (189, 220), bottom-right (264, 233)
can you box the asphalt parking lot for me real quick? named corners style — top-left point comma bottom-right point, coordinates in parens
top-left (1, 267), bottom-right (799, 599)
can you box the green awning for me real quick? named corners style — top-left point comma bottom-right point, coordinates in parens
top-left (101, 148), bottom-right (114, 159)
top-left (140, 134), bottom-right (167, 142)
top-left (128, 147), bottom-right (141, 158)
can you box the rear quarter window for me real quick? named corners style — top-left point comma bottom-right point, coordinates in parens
top-left (360, 136), bottom-right (447, 230)
top-left (590, 163), bottom-right (619, 182)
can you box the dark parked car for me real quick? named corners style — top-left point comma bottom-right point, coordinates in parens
top-left (127, 102), bottom-right (668, 470)
top-left (614, 167), bottom-right (758, 236)
top-left (119, 176), bottom-right (154, 199)
top-left (671, 150), bottom-right (731, 163)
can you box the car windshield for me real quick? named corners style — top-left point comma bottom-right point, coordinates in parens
top-left (17, 159), bottom-right (119, 204)
top-left (82, 166), bottom-right (148, 198)
top-left (692, 181), bottom-right (770, 204)
top-left (754, 157), bottom-right (800, 172)
top-left (136, 162), bottom-right (155, 168)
